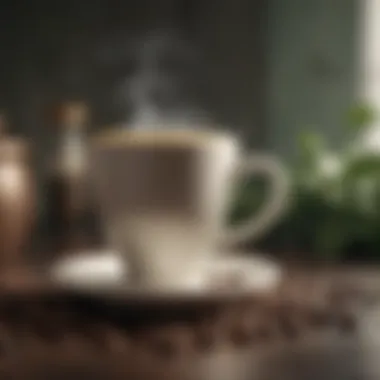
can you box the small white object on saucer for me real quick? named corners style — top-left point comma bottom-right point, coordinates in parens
top-left (50, 249), bottom-right (127, 286)
top-left (49, 250), bottom-right (282, 301)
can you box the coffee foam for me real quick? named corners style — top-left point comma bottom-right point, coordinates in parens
top-left (93, 127), bottom-right (232, 148)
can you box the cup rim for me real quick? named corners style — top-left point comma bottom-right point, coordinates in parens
top-left (91, 126), bottom-right (237, 148)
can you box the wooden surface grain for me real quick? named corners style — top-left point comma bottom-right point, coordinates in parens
top-left (0, 263), bottom-right (375, 379)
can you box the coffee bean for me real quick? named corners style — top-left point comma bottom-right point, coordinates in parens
top-left (133, 325), bottom-right (192, 360)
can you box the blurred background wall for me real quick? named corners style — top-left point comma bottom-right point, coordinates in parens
top-left (0, 0), bottom-right (364, 255)
top-left (0, 0), bottom-right (359, 162)
top-left (0, 0), bottom-right (265, 169)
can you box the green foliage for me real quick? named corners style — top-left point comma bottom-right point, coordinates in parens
top-left (345, 103), bottom-right (376, 134)
top-left (290, 104), bottom-right (380, 260)
top-left (232, 103), bottom-right (380, 262)
top-left (230, 179), bottom-right (267, 224)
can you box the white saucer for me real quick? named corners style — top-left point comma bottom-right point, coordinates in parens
top-left (49, 250), bottom-right (283, 303)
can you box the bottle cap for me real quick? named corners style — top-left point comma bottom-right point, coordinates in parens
top-left (59, 102), bottom-right (89, 127)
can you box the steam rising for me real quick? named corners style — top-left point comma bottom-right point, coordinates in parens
top-left (126, 31), bottom-right (208, 129)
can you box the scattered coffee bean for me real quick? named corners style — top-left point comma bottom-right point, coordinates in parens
top-left (132, 325), bottom-right (192, 360)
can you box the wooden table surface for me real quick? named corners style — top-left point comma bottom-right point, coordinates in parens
top-left (0, 263), bottom-right (375, 379)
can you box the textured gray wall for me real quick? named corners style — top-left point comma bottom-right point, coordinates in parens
top-left (0, 1), bottom-right (359, 159)
top-left (266, 0), bottom-right (359, 160)
top-left (0, 1), bottom-right (266, 235)
top-left (0, 0), bottom-right (359, 227)
top-left (0, 0), bottom-right (267, 155)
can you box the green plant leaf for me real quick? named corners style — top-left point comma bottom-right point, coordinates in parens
top-left (297, 130), bottom-right (325, 156)
top-left (343, 154), bottom-right (380, 183)
top-left (345, 103), bottom-right (376, 133)
top-left (295, 130), bottom-right (327, 184)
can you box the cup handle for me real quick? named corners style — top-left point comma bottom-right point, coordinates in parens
top-left (222, 154), bottom-right (289, 247)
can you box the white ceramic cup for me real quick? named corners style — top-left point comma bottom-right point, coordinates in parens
top-left (91, 128), bottom-right (288, 290)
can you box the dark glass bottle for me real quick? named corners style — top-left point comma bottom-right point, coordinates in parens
top-left (46, 102), bottom-right (94, 254)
